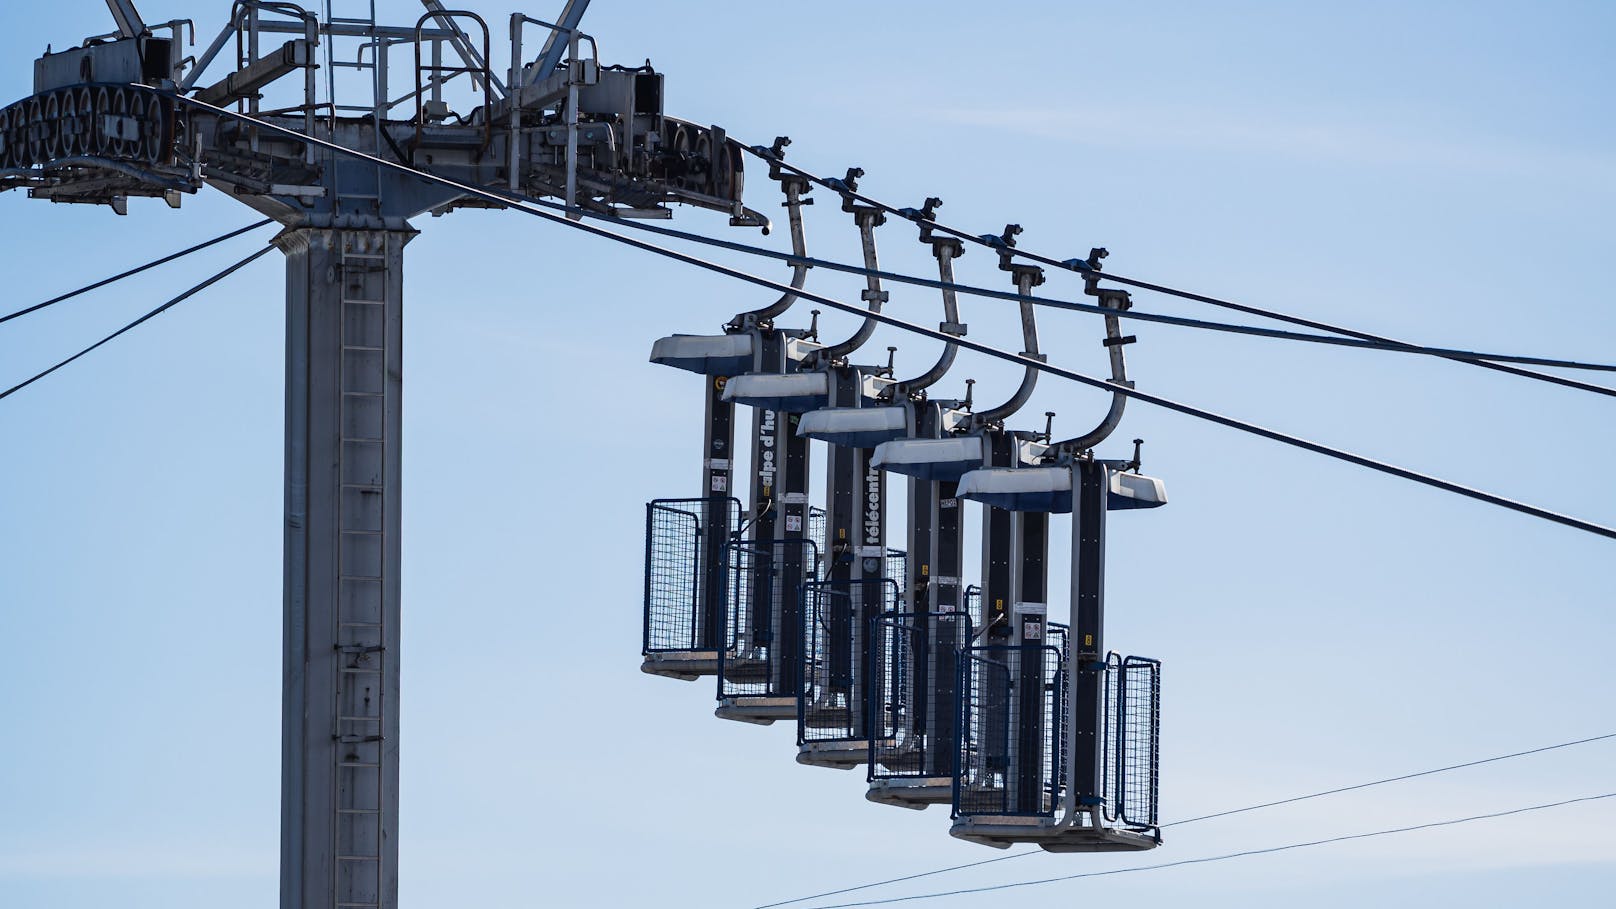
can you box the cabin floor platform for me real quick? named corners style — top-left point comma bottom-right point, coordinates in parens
top-left (866, 775), bottom-right (952, 809)
top-left (950, 815), bottom-right (1159, 852)
top-left (640, 650), bottom-right (720, 680)
top-left (715, 696), bottom-right (798, 725)
top-left (797, 739), bottom-right (872, 770)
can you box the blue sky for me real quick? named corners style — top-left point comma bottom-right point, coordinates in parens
top-left (1, 2), bottom-right (1612, 907)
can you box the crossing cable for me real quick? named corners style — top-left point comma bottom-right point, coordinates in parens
top-left (739, 145), bottom-right (1611, 397)
top-left (750, 729), bottom-right (1616, 909)
top-left (505, 194), bottom-right (1616, 390)
top-left (791, 791), bottom-right (1616, 908)
top-left (0, 220), bottom-right (274, 325)
top-left (1162, 729), bottom-right (1616, 828)
top-left (176, 97), bottom-right (1616, 542)
top-left (0, 246), bottom-right (275, 402)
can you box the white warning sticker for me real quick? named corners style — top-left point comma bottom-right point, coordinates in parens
top-left (710, 475), bottom-right (728, 492)
top-left (1023, 620), bottom-right (1044, 641)
top-left (785, 514), bottom-right (803, 532)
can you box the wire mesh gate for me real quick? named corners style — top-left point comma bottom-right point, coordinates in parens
top-left (869, 610), bottom-right (974, 780)
top-left (885, 549), bottom-right (907, 592)
top-left (1102, 654), bottom-right (1162, 830)
top-left (809, 506), bottom-right (827, 562)
top-left (953, 627), bottom-right (1068, 818)
top-left (963, 585), bottom-right (982, 626)
top-left (643, 496), bottom-right (742, 654)
top-left (717, 538), bottom-right (822, 701)
top-left (954, 631), bottom-right (1161, 833)
top-left (799, 578), bottom-right (902, 752)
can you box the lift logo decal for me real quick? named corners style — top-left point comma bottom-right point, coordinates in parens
top-left (863, 461), bottom-right (882, 547)
top-left (758, 409), bottom-right (777, 495)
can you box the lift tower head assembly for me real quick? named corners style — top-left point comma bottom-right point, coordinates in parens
top-left (1, 3), bottom-right (761, 908)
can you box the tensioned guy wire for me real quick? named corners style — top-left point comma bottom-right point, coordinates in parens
top-left (1163, 730), bottom-right (1616, 827)
top-left (0, 220), bottom-right (273, 325)
top-left (0, 246), bottom-right (274, 401)
top-left (794, 792), bottom-right (1616, 908)
top-left (749, 729), bottom-right (1616, 908)
top-left (741, 145), bottom-right (1610, 397)
top-left (175, 96), bottom-right (1616, 542)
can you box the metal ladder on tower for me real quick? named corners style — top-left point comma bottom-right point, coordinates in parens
top-left (322, 9), bottom-right (395, 908)
top-left (332, 232), bottom-right (396, 909)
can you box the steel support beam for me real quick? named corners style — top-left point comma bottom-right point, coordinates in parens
top-left (744, 331), bottom-right (812, 694)
top-left (104, 0), bottom-right (146, 38)
top-left (277, 226), bottom-right (413, 909)
top-left (1070, 460), bottom-right (1108, 804)
top-left (528, 0), bottom-right (593, 84)
top-left (698, 375), bottom-right (735, 649)
top-left (1013, 503), bottom-right (1049, 814)
top-left (906, 403), bottom-right (966, 776)
top-left (979, 431), bottom-right (1015, 638)
top-left (823, 367), bottom-right (885, 695)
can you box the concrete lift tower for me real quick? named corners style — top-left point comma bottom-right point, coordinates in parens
top-left (0, 1), bottom-right (764, 906)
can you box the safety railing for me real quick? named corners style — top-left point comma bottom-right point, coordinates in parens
top-left (799, 577), bottom-right (902, 745)
top-left (642, 496), bottom-right (741, 654)
top-left (869, 610), bottom-right (973, 780)
top-left (809, 506), bottom-right (827, 571)
top-left (717, 537), bottom-right (821, 700)
top-left (953, 632), bottom-right (1066, 818)
top-left (1103, 654), bottom-right (1162, 830)
top-left (884, 548), bottom-right (907, 594)
top-left (952, 631), bottom-right (1160, 834)
top-left (963, 585), bottom-right (982, 629)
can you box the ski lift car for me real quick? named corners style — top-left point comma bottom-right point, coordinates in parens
top-left (951, 460), bottom-right (1165, 851)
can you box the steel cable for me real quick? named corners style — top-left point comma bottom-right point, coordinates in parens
top-left (0, 219), bottom-right (273, 325)
top-left (175, 98), bottom-right (1616, 542)
top-left (749, 730), bottom-right (1616, 908)
top-left (738, 145), bottom-right (1611, 397)
top-left (794, 792), bottom-right (1616, 908)
top-left (0, 246), bottom-right (274, 401)
top-left (505, 193), bottom-right (1616, 389)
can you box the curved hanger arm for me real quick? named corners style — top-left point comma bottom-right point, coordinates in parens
top-left (896, 199), bottom-right (965, 395)
top-left (731, 174), bottom-right (811, 326)
top-left (974, 249), bottom-right (1045, 424)
top-left (817, 169), bottom-right (888, 362)
top-left (1058, 267), bottom-right (1135, 449)
top-left (818, 208), bottom-right (887, 361)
